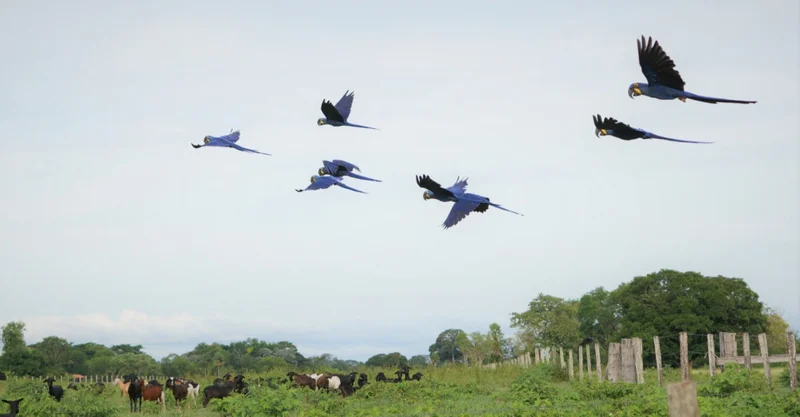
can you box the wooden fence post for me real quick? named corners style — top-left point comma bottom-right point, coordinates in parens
top-left (568, 349), bottom-right (574, 381)
top-left (758, 333), bottom-right (771, 387)
top-left (621, 338), bottom-right (636, 383)
top-left (634, 337), bottom-right (644, 384)
top-left (578, 345), bottom-right (584, 380)
top-left (594, 342), bottom-right (602, 382)
top-left (559, 347), bottom-right (565, 369)
top-left (608, 343), bottom-right (621, 382)
top-left (742, 333), bottom-right (752, 370)
top-left (585, 345), bottom-right (592, 376)
top-left (654, 336), bottom-right (663, 387)
top-left (788, 332), bottom-right (797, 390)
top-left (667, 380), bottom-right (700, 417)
top-left (535, 348), bottom-right (540, 364)
top-left (680, 332), bottom-right (689, 381)
top-left (707, 334), bottom-right (716, 377)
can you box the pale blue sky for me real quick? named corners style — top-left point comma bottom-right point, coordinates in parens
top-left (0, 0), bottom-right (798, 361)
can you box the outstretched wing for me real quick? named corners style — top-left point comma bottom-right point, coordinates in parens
top-left (445, 176), bottom-right (468, 196)
top-left (416, 174), bottom-right (455, 199)
top-left (332, 178), bottom-right (367, 194)
top-left (214, 137), bottom-right (270, 155)
top-left (593, 114), bottom-right (642, 138)
top-left (322, 160), bottom-right (343, 176)
top-left (346, 171), bottom-right (382, 182)
top-left (331, 159), bottom-right (360, 172)
top-left (638, 35), bottom-right (685, 91)
top-left (334, 90), bottom-right (355, 122)
top-left (442, 199), bottom-right (482, 229)
top-left (321, 100), bottom-right (345, 123)
top-left (215, 130), bottom-right (240, 143)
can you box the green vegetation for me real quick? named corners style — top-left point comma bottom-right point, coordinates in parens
top-left (1, 269), bottom-right (798, 415)
top-left (1, 364), bottom-right (798, 416)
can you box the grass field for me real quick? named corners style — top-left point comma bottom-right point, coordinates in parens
top-left (1, 363), bottom-right (798, 416)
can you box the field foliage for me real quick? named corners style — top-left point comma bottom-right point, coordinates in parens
top-left (1, 364), bottom-right (798, 417)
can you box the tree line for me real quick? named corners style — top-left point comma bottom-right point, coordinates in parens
top-left (1, 269), bottom-right (797, 376)
top-left (426, 269), bottom-right (798, 368)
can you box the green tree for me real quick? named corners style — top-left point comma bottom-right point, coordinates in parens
top-left (0, 348), bottom-right (45, 376)
top-left (110, 344), bottom-right (143, 355)
top-left (763, 307), bottom-right (791, 354)
top-left (408, 355), bottom-right (431, 367)
top-left (1, 321), bottom-right (27, 354)
top-left (487, 323), bottom-right (507, 363)
top-left (458, 331), bottom-right (490, 365)
top-left (31, 336), bottom-right (72, 374)
top-left (612, 269), bottom-right (766, 367)
top-left (160, 354), bottom-right (196, 376)
top-left (510, 294), bottom-right (581, 349)
top-left (429, 329), bottom-right (466, 364)
top-left (577, 287), bottom-right (620, 346)
top-left (365, 353), bottom-right (387, 367)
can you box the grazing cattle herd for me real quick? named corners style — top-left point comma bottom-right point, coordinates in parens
top-left (0, 365), bottom-right (425, 414)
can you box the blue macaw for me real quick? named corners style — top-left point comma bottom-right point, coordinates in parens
top-left (593, 114), bottom-right (712, 144)
top-left (295, 175), bottom-right (367, 194)
top-left (318, 159), bottom-right (382, 182)
top-left (628, 36), bottom-right (757, 104)
top-left (317, 90), bottom-right (378, 130)
top-left (191, 130), bottom-right (271, 155)
top-left (415, 174), bottom-right (523, 230)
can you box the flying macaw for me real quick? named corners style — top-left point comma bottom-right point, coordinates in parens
top-left (295, 175), bottom-right (367, 194)
top-left (415, 174), bottom-right (523, 230)
top-left (318, 159), bottom-right (382, 182)
top-left (593, 114), bottom-right (712, 144)
top-left (317, 90), bottom-right (378, 130)
top-left (628, 36), bottom-right (757, 104)
top-left (191, 130), bottom-right (271, 155)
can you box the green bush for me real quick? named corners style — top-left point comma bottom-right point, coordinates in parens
top-left (779, 367), bottom-right (798, 388)
top-left (2, 377), bottom-right (119, 417)
top-left (211, 385), bottom-right (301, 416)
top-left (698, 363), bottom-right (768, 397)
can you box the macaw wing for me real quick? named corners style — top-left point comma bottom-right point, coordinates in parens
top-left (416, 174), bottom-right (455, 198)
top-left (334, 90), bottom-right (355, 122)
top-left (444, 176), bottom-right (468, 196)
top-left (217, 130), bottom-right (240, 143)
top-left (322, 160), bottom-right (343, 176)
top-left (442, 199), bottom-right (482, 229)
top-left (218, 138), bottom-right (271, 155)
top-left (332, 178), bottom-right (367, 194)
top-left (346, 172), bottom-right (382, 182)
top-left (331, 159), bottom-right (360, 172)
top-left (637, 35), bottom-right (685, 91)
top-left (595, 114), bottom-right (641, 138)
top-left (321, 100), bottom-right (345, 123)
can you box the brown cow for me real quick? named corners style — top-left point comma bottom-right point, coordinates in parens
top-left (142, 380), bottom-right (166, 411)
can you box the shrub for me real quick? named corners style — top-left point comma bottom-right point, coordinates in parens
top-left (698, 362), bottom-right (769, 397)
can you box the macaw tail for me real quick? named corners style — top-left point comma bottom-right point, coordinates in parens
top-left (684, 91), bottom-right (757, 104)
top-left (648, 133), bottom-right (713, 144)
top-left (488, 202), bottom-right (524, 217)
top-left (346, 172), bottom-right (382, 182)
top-left (344, 122), bottom-right (380, 130)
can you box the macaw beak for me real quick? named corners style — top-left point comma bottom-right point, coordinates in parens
top-left (595, 129), bottom-right (607, 137)
top-left (628, 87), bottom-right (641, 98)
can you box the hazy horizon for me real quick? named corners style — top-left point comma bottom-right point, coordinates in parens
top-left (1, 0), bottom-right (798, 363)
